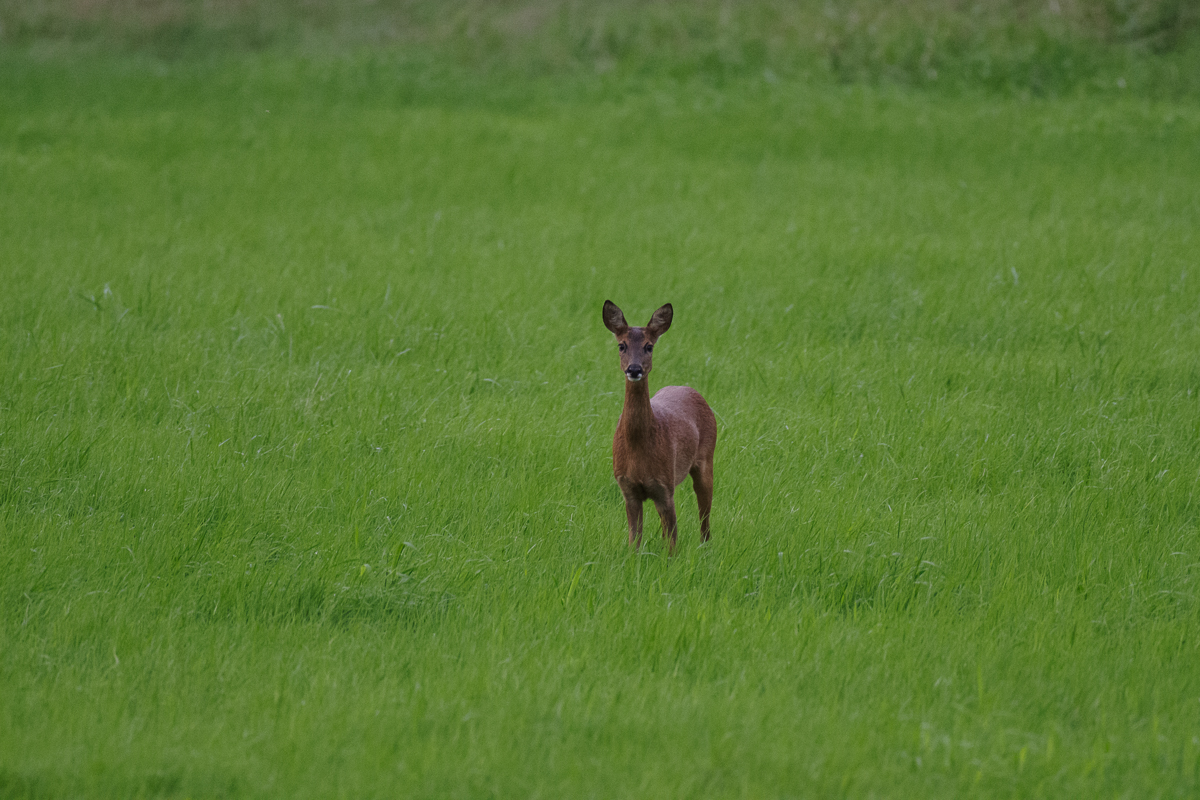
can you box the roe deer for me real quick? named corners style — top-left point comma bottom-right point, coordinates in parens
top-left (602, 300), bottom-right (717, 552)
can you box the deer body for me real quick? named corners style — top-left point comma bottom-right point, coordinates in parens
top-left (603, 301), bottom-right (717, 551)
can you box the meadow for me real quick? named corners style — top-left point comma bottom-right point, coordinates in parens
top-left (2, 12), bottom-right (1200, 797)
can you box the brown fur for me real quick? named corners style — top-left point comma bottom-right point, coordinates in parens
top-left (602, 300), bottom-right (717, 552)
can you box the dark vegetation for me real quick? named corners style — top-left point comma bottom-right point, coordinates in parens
top-left (2, 0), bottom-right (1199, 95)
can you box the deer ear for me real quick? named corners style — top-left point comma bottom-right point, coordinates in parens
top-left (602, 300), bottom-right (629, 336)
top-left (646, 303), bottom-right (673, 337)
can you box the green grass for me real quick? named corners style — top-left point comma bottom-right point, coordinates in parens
top-left (2, 47), bottom-right (1200, 798)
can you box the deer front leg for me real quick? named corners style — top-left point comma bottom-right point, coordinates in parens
top-left (624, 494), bottom-right (644, 549)
top-left (652, 491), bottom-right (679, 554)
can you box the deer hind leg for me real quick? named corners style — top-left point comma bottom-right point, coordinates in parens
top-left (624, 494), bottom-right (644, 549)
top-left (651, 490), bottom-right (679, 554)
top-left (690, 461), bottom-right (713, 542)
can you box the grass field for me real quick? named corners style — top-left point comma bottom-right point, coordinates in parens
top-left (2, 28), bottom-right (1200, 798)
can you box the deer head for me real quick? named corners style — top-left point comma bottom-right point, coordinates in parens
top-left (602, 300), bottom-right (673, 383)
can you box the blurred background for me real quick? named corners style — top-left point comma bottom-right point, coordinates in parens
top-left (3, 0), bottom-right (1198, 95)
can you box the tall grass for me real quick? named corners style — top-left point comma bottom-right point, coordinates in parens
top-left (2, 36), bottom-right (1200, 799)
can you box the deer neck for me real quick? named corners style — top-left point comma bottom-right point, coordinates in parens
top-left (620, 377), bottom-right (657, 446)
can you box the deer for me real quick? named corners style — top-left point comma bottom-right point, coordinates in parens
top-left (602, 300), bottom-right (717, 553)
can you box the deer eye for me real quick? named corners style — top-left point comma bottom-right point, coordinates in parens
top-left (645, 344), bottom-right (653, 353)
top-left (618, 343), bottom-right (627, 352)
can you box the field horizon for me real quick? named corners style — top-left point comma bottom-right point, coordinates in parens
top-left (4, 0), bottom-right (1200, 98)
top-left (3, 11), bottom-right (1200, 797)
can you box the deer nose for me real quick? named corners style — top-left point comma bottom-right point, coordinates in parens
top-left (625, 365), bottom-right (644, 381)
